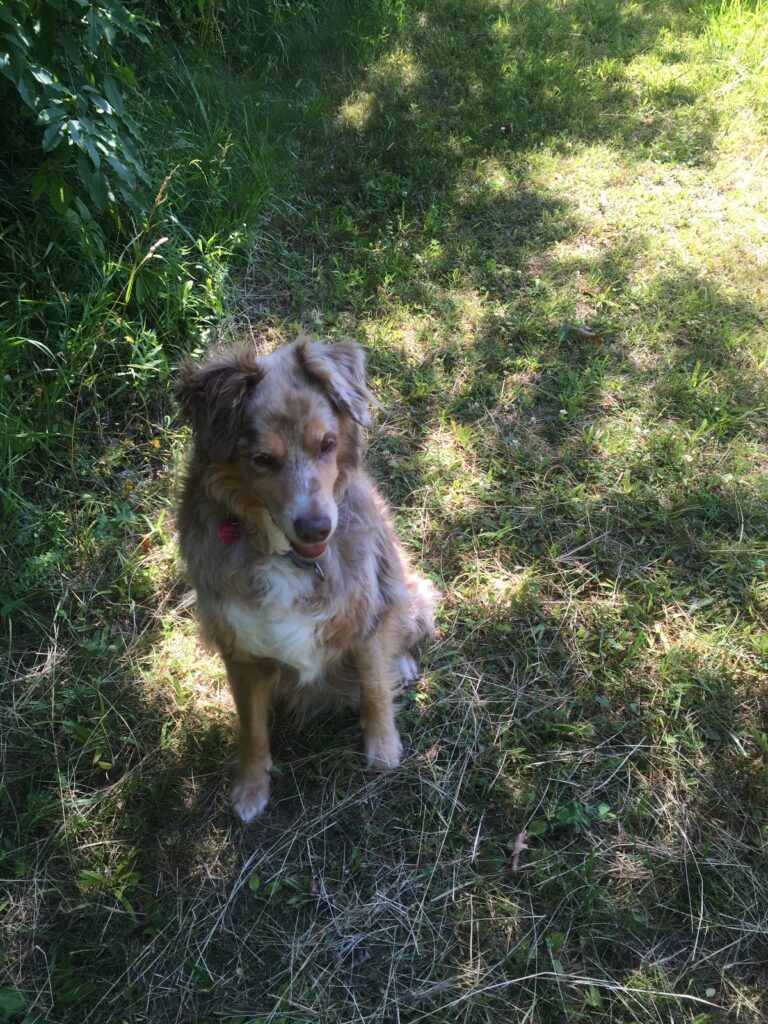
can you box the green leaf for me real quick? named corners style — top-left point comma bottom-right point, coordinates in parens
top-left (106, 154), bottom-right (136, 187)
top-left (89, 170), bottom-right (108, 212)
top-left (87, 8), bottom-right (101, 52)
top-left (103, 74), bottom-right (125, 115)
top-left (30, 66), bottom-right (54, 87)
top-left (76, 151), bottom-right (94, 188)
top-left (54, 975), bottom-right (95, 1007)
top-left (37, 106), bottom-right (67, 126)
top-left (48, 175), bottom-right (71, 213)
top-left (17, 74), bottom-right (37, 110)
top-left (0, 987), bottom-right (25, 1022)
top-left (68, 119), bottom-right (83, 149)
top-left (3, 36), bottom-right (25, 81)
top-left (61, 31), bottom-right (82, 67)
top-left (113, 63), bottom-right (139, 89)
top-left (88, 92), bottom-right (112, 114)
top-left (248, 873), bottom-right (260, 893)
top-left (78, 869), bottom-right (107, 889)
top-left (41, 119), bottom-right (64, 152)
top-left (585, 984), bottom-right (604, 1008)
top-left (82, 134), bottom-right (101, 170)
top-left (30, 162), bottom-right (51, 202)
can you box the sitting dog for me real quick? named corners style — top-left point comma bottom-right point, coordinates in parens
top-left (175, 337), bottom-right (438, 821)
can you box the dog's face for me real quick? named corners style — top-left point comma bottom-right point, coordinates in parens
top-left (175, 339), bottom-right (374, 558)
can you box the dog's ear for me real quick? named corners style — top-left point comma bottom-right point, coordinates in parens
top-left (296, 339), bottom-right (376, 427)
top-left (174, 348), bottom-right (263, 460)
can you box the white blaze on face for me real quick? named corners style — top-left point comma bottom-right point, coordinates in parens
top-left (279, 454), bottom-right (338, 542)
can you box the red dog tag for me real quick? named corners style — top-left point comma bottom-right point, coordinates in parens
top-left (216, 517), bottom-right (242, 544)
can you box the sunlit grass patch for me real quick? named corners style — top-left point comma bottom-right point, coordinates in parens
top-left (453, 562), bottom-right (541, 622)
top-left (706, 0), bottom-right (768, 106)
top-left (526, 144), bottom-right (768, 298)
top-left (336, 89), bottom-right (376, 131)
top-left (369, 47), bottom-right (422, 92)
top-left (3, 0), bottom-right (768, 1020)
top-left (139, 614), bottom-right (227, 709)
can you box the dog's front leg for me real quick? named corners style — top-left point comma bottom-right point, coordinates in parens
top-left (355, 628), bottom-right (403, 771)
top-left (226, 658), bottom-right (274, 822)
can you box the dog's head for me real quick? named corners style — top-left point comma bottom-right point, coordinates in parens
top-left (175, 338), bottom-right (375, 558)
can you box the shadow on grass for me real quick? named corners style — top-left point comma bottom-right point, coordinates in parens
top-left (235, 0), bottom-right (724, 322)
top-left (213, 0), bottom-right (768, 1013)
top-left (4, 0), bottom-right (768, 1020)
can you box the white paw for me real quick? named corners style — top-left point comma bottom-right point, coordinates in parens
top-left (397, 653), bottom-right (420, 683)
top-left (365, 729), bottom-right (403, 771)
top-left (231, 773), bottom-right (271, 823)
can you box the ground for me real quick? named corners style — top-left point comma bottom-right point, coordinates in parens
top-left (1, 1), bottom-right (767, 1021)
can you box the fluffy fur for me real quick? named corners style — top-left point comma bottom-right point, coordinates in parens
top-left (175, 336), bottom-right (439, 821)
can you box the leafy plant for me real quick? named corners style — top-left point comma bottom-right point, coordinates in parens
top-left (0, 0), bottom-right (151, 214)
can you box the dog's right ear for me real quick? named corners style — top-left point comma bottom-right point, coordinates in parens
top-left (174, 349), bottom-right (263, 461)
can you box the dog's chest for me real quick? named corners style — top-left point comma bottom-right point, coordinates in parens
top-left (223, 559), bottom-right (328, 682)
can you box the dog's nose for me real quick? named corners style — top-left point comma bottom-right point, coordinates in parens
top-left (293, 515), bottom-right (331, 543)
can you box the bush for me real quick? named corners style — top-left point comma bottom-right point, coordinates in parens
top-left (0, 0), bottom-right (151, 216)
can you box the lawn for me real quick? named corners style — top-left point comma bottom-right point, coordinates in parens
top-left (2, 0), bottom-right (768, 1021)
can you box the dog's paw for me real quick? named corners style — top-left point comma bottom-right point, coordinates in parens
top-left (231, 773), bottom-right (271, 823)
top-left (397, 653), bottom-right (420, 683)
top-left (365, 729), bottom-right (403, 771)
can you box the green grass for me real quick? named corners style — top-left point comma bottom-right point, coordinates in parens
top-left (2, 0), bottom-right (768, 1021)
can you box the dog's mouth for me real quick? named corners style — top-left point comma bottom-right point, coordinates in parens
top-left (290, 539), bottom-right (328, 559)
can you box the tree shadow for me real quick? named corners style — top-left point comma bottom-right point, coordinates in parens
top-left (332, 256), bottom-right (767, 1016)
top-left (195, 0), bottom-right (767, 1014)
top-left (5, 0), bottom-right (766, 1019)
top-left (235, 0), bottom-right (723, 324)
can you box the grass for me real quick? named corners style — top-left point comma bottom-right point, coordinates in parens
top-left (2, 0), bottom-right (768, 1021)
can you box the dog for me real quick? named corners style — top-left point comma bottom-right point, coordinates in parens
top-left (174, 336), bottom-right (439, 821)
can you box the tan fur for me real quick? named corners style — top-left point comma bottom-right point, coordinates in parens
top-left (175, 336), bottom-right (439, 822)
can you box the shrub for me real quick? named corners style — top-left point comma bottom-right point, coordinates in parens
top-left (0, 0), bottom-right (151, 216)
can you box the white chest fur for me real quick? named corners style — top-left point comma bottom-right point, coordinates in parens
top-left (223, 557), bottom-right (327, 683)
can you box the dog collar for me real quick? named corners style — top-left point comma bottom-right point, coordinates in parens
top-left (286, 549), bottom-right (326, 581)
top-left (216, 516), bottom-right (325, 581)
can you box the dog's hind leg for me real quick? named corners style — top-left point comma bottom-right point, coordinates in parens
top-left (226, 657), bottom-right (275, 822)
top-left (354, 617), bottom-right (403, 771)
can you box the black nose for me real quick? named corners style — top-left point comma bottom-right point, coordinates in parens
top-left (293, 515), bottom-right (331, 543)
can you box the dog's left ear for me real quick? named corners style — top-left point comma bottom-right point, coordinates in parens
top-left (297, 339), bottom-right (376, 427)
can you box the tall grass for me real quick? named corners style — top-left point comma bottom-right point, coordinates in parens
top-left (707, 0), bottom-right (768, 102)
top-left (0, 1), bottom-right (350, 637)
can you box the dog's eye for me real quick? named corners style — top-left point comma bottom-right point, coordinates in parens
top-left (252, 453), bottom-right (276, 468)
top-left (320, 435), bottom-right (337, 455)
